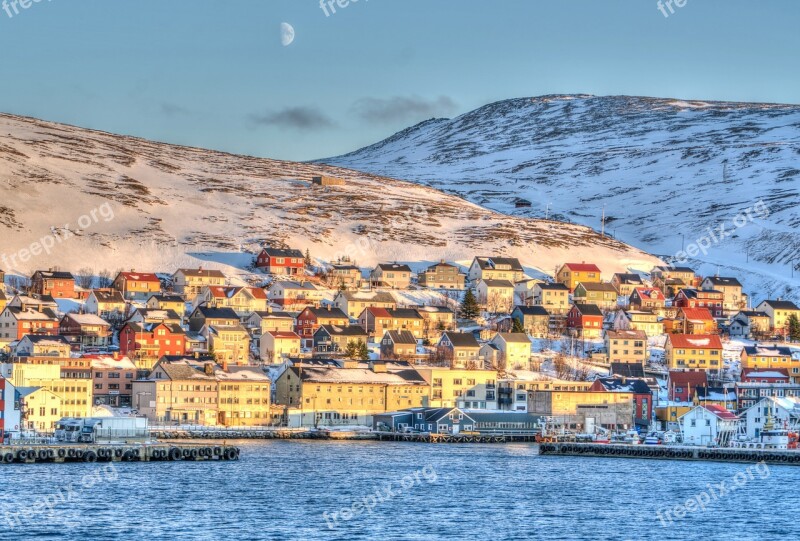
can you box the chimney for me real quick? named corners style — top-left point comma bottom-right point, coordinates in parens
top-left (204, 363), bottom-right (214, 376)
top-left (113, 351), bottom-right (119, 360)
top-left (370, 361), bottom-right (388, 373)
top-left (194, 351), bottom-right (200, 359)
top-left (221, 360), bottom-right (229, 372)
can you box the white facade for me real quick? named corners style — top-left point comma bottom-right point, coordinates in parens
top-left (742, 397), bottom-right (800, 439)
top-left (679, 406), bottom-right (738, 446)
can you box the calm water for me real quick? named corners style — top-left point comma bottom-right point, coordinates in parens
top-left (1, 441), bottom-right (798, 540)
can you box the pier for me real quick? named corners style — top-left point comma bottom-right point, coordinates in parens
top-left (0, 443), bottom-right (241, 465)
top-left (538, 442), bottom-right (800, 465)
top-left (375, 432), bottom-right (540, 444)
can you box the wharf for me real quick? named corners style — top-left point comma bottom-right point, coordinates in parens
top-left (0, 443), bottom-right (241, 464)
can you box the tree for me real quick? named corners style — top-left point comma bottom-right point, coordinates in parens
top-left (788, 314), bottom-right (800, 343)
top-left (460, 289), bottom-right (480, 320)
top-left (345, 340), bottom-right (369, 360)
top-left (357, 341), bottom-right (369, 360)
top-left (97, 269), bottom-right (113, 288)
top-left (304, 249), bottom-right (312, 267)
top-left (76, 267), bottom-right (95, 289)
top-left (511, 317), bottom-right (526, 334)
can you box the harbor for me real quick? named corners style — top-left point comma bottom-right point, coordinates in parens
top-left (0, 443), bottom-right (241, 464)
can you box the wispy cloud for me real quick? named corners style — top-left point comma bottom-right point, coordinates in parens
top-left (351, 95), bottom-right (457, 124)
top-left (248, 106), bottom-right (336, 130)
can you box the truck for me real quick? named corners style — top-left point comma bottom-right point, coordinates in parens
top-left (55, 417), bottom-right (149, 443)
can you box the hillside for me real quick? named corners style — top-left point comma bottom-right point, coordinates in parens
top-left (0, 113), bottom-right (659, 280)
top-left (319, 95), bottom-right (800, 301)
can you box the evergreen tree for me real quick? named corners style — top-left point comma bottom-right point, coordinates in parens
top-left (304, 249), bottom-right (312, 266)
top-left (511, 317), bottom-right (526, 334)
top-left (460, 289), bottom-right (480, 320)
top-left (788, 314), bottom-right (800, 342)
top-left (357, 341), bottom-right (370, 360)
top-left (344, 340), bottom-right (359, 359)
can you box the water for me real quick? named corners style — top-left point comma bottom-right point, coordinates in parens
top-left (1, 441), bottom-right (798, 540)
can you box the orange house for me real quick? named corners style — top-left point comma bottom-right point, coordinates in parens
top-left (557, 263), bottom-right (602, 292)
top-left (113, 271), bottom-right (161, 301)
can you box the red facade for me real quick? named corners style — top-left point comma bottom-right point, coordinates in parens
top-left (255, 249), bottom-right (305, 274)
top-left (674, 289), bottom-right (724, 317)
top-left (119, 323), bottom-right (186, 359)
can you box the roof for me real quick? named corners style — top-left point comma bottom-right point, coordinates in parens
top-left (667, 334), bottom-right (722, 349)
top-left (90, 356), bottom-right (137, 370)
top-left (741, 367), bottom-right (790, 380)
top-left (155, 360), bottom-right (269, 382)
top-left (571, 303), bottom-right (604, 317)
top-left (605, 329), bottom-right (647, 340)
top-left (384, 330), bottom-right (417, 345)
top-left (316, 324), bottom-right (368, 337)
top-left (474, 257), bottom-right (524, 272)
top-left (207, 286), bottom-right (267, 300)
top-left (20, 334), bottom-right (70, 345)
top-left (300, 306), bottom-right (348, 319)
top-left (375, 263), bottom-right (412, 272)
top-left (700, 404), bottom-right (738, 421)
top-left (632, 288), bottom-right (665, 300)
top-left (192, 306), bottom-right (239, 320)
top-left (265, 331), bottom-right (301, 340)
top-left (733, 310), bottom-right (770, 319)
top-left (149, 294), bottom-right (185, 302)
top-left (117, 272), bottom-right (160, 282)
top-left (576, 282), bottom-right (618, 293)
top-left (289, 365), bottom-right (426, 385)
top-left (613, 273), bottom-right (643, 284)
top-left (703, 276), bottom-right (742, 287)
top-left (63, 313), bottom-right (111, 326)
top-left (513, 305), bottom-right (549, 316)
top-left (175, 268), bottom-right (226, 278)
top-left (759, 299), bottom-right (800, 311)
top-left (654, 266), bottom-right (695, 274)
top-left (695, 387), bottom-right (737, 402)
top-left (33, 270), bottom-right (74, 280)
top-left (562, 263), bottom-right (601, 273)
top-left (680, 307), bottom-right (715, 321)
top-left (337, 291), bottom-right (395, 303)
top-left (480, 279), bottom-right (515, 288)
top-left (495, 333), bottom-right (531, 344)
top-left (387, 308), bottom-right (423, 320)
top-left (742, 345), bottom-right (794, 357)
top-left (261, 247), bottom-right (304, 258)
top-left (668, 371), bottom-right (708, 387)
top-left (537, 283), bottom-right (569, 291)
top-left (610, 363), bottom-right (645, 378)
top-left (440, 332), bottom-right (480, 348)
top-left (7, 307), bottom-right (59, 321)
top-left (593, 377), bottom-right (651, 394)
top-left (90, 290), bottom-right (125, 303)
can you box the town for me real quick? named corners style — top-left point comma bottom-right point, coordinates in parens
top-left (1, 242), bottom-right (798, 451)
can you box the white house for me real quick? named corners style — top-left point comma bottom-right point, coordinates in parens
top-left (679, 405), bottom-right (739, 446)
top-left (742, 396), bottom-right (800, 440)
top-left (476, 279), bottom-right (515, 314)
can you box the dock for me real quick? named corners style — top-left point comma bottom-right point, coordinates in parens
top-left (538, 442), bottom-right (800, 465)
top-left (376, 432), bottom-right (539, 444)
top-left (0, 443), bottom-right (241, 464)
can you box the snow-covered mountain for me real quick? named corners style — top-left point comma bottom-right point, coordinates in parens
top-left (0, 112), bottom-right (658, 280)
top-left (319, 95), bottom-right (800, 301)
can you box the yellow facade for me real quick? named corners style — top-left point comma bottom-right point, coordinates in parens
top-left (5, 363), bottom-right (91, 421)
top-left (557, 266), bottom-right (601, 291)
top-left (535, 390), bottom-right (633, 416)
top-left (21, 388), bottom-right (62, 432)
top-left (217, 381), bottom-right (272, 426)
top-left (415, 368), bottom-right (498, 408)
top-left (665, 341), bottom-right (722, 372)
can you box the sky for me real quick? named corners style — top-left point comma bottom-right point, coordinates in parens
top-left (0, 0), bottom-right (798, 161)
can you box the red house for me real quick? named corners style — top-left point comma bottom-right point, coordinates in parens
top-left (629, 287), bottom-right (665, 310)
top-left (119, 322), bottom-right (187, 360)
top-left (667, 370), bottom-right (707, 402)
top-left (30, 270), bottom-right (76, 299)
top-left (674, 288), bottom-right (724, 318)
top-left (295, 306), bottom-right (348, 347)
top-left (566, 303), bottom-right (604, 338)
top-left (255, 247), bottom-right (305, 275)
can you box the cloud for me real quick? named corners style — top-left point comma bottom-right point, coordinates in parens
top-left (351, 95), bottom-right (457, 124)
top-left (248, 106), bottom-right (336, 130)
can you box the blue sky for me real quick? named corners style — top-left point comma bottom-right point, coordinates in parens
top-left (0, 0), bottom-right (798, 161)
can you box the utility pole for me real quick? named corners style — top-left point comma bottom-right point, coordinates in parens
top-left (601, 204), bottom-right (606, 237)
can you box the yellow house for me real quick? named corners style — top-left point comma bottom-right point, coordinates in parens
top-left (260, 331), bottom-right (301, 363)
top-left (414, 367), bottom-right (498, 409)
top-left (146, 294), bottom-right (186, 314)
top-left (0, 363), bottom-right (91, 421)
top-left (614, 310), bottom-right (664, 336)
top-left (533, 283), bottom-right (570, 314)
top-left (741, 345), bottom-right (800, 382)
top-left (756, 300), bottom-right (800, 336)
top-left (483, 333), bottom-right (531, 370)
top-left (604, 329), bottom-right (648, 365)
top-left (172, 268), bottom-right (226, 297)
top-left (206, 325), bottom-right (251, 365)
top-left (556, 263), bottom-right (602, 292)
top-left (16, 387), bottom-right (62, 433)
top-left (665, 334), bottom-right (723, 374)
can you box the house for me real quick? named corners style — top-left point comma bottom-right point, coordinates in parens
top-left (679, 405), bottom-right (738, 446)
top-left (255, 247), bottom-right (305, 275)
top-left (729, 311), bottom-right (771, 339)
top-left (58, 313), bottom-right (112, 350)
top-left (482, 333), bottom-right (531, 370)
top-left (532, 283), bottom-right (570, 314)
top-left (380, 330), bottom-right (418, 359)
top-left (312, 325), bottom-right (369, 356)
top-left (527, 387), bottom-right (635, 430)
top-left (740, 368), bottom-right (790, 384)
top-left (667, 371), bottom-right (708, 402)
top-left (436, 332), bottom-right (481, 368)
top-left (119, 322), bottom-right (187, 370)
top-left (467, 257), bottom-right (525, 284)
top-left (369, 263), bottom-right (412, 289)
top-left (146, 294), bottom-right (186, 314)
top-left (13, 334), bottom-right (72, 358)
top-left (755, 299), bottom-right (800, 337)
top-left (701, 276), bottom-right (745, 313)
top-left (205, 324), bottom-right (251, 366)
top-left (328, 264), bottom-right (363, 290)
top-left (735, 381), bottom-right (800, 411)
top-left (674, 307), bottom-right (718, 335)
top-left (511, 306), bottom-right (550, 338)
top-left (0, 291), bottom-right (6, 314)
top-left (90, 356), bottom-right (137, 407)
top-left (413, 305), bottom-right (455, 340)
top-left (358, 307), bottom-right (424, 339)
top-left (415, 367), bottom-right (499, 409)
top-left (126, 308), bottom-right (183, 326)
top-left (740, 345), bottom-right (800, 382)
top-left (112, 271), bottom-right (161, 301)
top-left (85, 289), bottom-right (127, 321)
top-left (556, 263), bottom-right (602, 292)
top-left (651, 266), bottom-right (697, 288)
top-left (133, 359), bottom-right (271, 426)
top-left (566, 303), bottom-right (604, 338)
top-left (604, 330), bottom-right (648, 365)
top-left (267, 281), bottom-right (327, 309)
top-left (611, 273), bottom-right (643, 299)
top-left (613, 310), bottom-right (664, 336)
top-left (246, 311), bottom-right (295, 337)
top-left (375, 408), bottom-right (541, 435)
top-left (0, 363), bottom-right (92, 423)
top-left (693, 386), bottom-right (737, 411)
top-left (0, 377), bottom-right (21, 437)
top-left (665, 334), bottom-right (723, 374)
top-left (418, 261), bottom-right (466, 289)
top-left (476, 279), bottom-right (515, 313)
top-left (260, 331), bottom-right (302, 364)
top-left (674, 288), bottom-right (724, 318)
top-left (513, 278), bottom-right (544, 304)
top-left (194, 285), bottom-right (269, 315)
top-left (590, 377), bottom-right (653, 428)
top-left (742, 396), bottom-right (800, 439)
top-left (628, 287), bottom-right (666, 311)
top-left (188, 306), bottom-right (240, 332)
top-left (295, 306), bottom-right (349, 348)
top-left (0, 304), bottom-right (60, 342)
top-left (333, 290), bottom-right (397, 319)
top-left (573, 282), bottom-right (618, 310)
top-left (273, 362), bottom-right (428, 427)
top-left (172, 268), bottom-right (226, 297)
top-left (30, 270), bottom-right (76, 299)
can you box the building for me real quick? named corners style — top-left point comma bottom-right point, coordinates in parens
top-left (674, 288), bottom-right (724, 318)
top-left (374, 407), bottom-right (541, 435)
top-left (629, 287), bottom-right (666, 312)
top-left (146, 294), bottom-right (186, 314)
top-left (573, 282), bottom-right (618, 310)
top-left (246, 311), bottom-right (295, 339)
top-left (590, 377), bottom-right (653, 428)
top-left (84, 289), bottom-right (127, 321)
top-left (693, 386), bottom-right (737, 411)
top-left (476, 279), bottom-right (515, 313)
top-left (380, 330), bottom-right (418, 359)
top-left (0, 377), bottom-right (21, 436)
top-left (467, 257), bottom-right (525, 284)
top-left (532, 283), bottom-right (570, 314)
top-left (312, 325), bottom-right (368, 356)
top-left (511, 306), bottom-right (550, 338)
top-left (0, 363), bottom-right (91, 423)
top-left (436, 332), bottom-right (481, 368)
top-left (172, 268), bottom-right (226, 297)
top-left (665, 334), bottom-right (723, 374)
top-left (742, 396), bottom-right (800, 439)
top-left (274, 362), bottom-right (428, 427)
top-left (755, 299), bottom-right (800, 337)
top-left (188, 306), bottom-right (240, 333)
top-left (194, 285), bottom-right (269, 316)
top-left (91, 356), bottom-right (137, 407)
top-left (127, 308), bottom-right (183, 327)
top-left (30, 270), bottom-right (76, 299)
top-left (260, 331), bottom-right (301, 364)
top-left (333, 290), bottom-right (397, 319)
top-left (311, 175), bottom-right (345, 186)
top-left (482, 333), bottom-right (531, 370)
top-left (328, 264), bottom-right (363, 289)
top-left (527, 388), bottom-right (635, 430)
top-left (701, 277), bottom-right (745, 313)
top-left (735, 382), bottom-right (800, 411)
top-left (556, 263), bottom-right (602, 292)
top-left (112, 271), bottom-right (162, 301)
top-left (415, 367), bottom-right (499, 409)
top-left (255, 247), bottom-right (305, 275)
top-left (611, 273), bottom-right (643, 299)
top-left (613, 310), bottom-right (664, 337)
top-left (266, 281), bottom-right (326, 309)
top-left (13, 335), bottom-right (72, 358)
top-left (604, 330), bottom-right (648, 365)
top-left (0, 304), bottom-right (60, 343)
top-left (412, 305), bottom-right (456, 340)
top-left (295, 306), bottom-right (349, 348)
top-left (679, 405), bottom-right (738, 446)
top-left (59, 313), bottom-right (112, 350)
top-left (369, 263), bottom-right (412, 289)
top-left (674, 307), bottom-right (718, 335)
top-left (418, 261), bottom-right (466, 290)
top-left (729, 311), bottom-right (771, 339)
top-left (205, 325), bottom-right (250, 366)
top-left (566, 303), bottom-right (604, 339)
top-left (358, 308), bottom-right (425, 339)
top-left (133, 359), bottom-right (272, 426)
top-left (740, 345), bottom-right (800, 382)
top-left (651, 266), bottom-right (697, 289)
top-left (667, 371), bottom-right (708, 403)
top-left (119, 322), bottom-right (187, 372)
top-left (740, 368), bottom-right (790, 384)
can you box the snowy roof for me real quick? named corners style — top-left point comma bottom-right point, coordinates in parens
top-left (90, 356), bottom-right (136, 370)
top-left (291, 366), bottom-right (426, 385)
top-left (64, 313), bottom-right (110, 326)
top-left (668, 334), bottom-right (722, 349)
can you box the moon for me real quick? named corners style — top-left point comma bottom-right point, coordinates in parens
top-left (280, 22), bottom-right (295, 47)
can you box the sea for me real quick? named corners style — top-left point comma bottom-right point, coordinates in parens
top-left (1, 441), bottom-right (798, 540)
